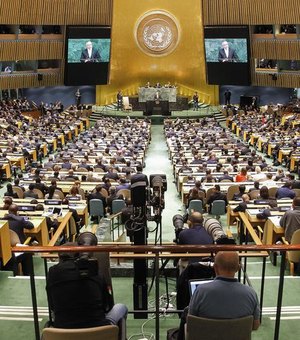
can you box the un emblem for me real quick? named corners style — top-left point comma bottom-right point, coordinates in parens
top-left (135, 10), bottom-right (180, 57)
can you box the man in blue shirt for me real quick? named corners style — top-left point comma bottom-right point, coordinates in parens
top-left (178, 251), bottom-right (260, 339)
top-left (276, 181), bottom-right (295, 199)
top-left (189, 251), bottom-right (260, 329)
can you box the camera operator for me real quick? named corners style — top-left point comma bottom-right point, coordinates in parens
top-left (131, 164), bottom-right (148, 208)
top-left (46, 233), bottom-right (127, 336)
top-left (176, 212), bottom-right (213, 273)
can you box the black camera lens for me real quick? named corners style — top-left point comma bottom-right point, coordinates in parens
top-left (173, 214), bottom-right (184, 230)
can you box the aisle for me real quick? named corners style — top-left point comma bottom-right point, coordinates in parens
top-left (144, 124), bottom-right (182, 242)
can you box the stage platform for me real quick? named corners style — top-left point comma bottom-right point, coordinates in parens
top-left (90, 105), bottom-right (220, 123)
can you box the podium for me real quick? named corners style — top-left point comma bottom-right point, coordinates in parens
top-left (145, 100), bottom-right (170, 116)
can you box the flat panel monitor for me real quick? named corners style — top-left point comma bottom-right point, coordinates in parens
top-left (64, 26), bottom-right (111, 86)
top-left (204, 26), bottom-right (251, 85)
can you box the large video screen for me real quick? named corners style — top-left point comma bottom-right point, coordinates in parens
top-left (204, 26), bottom-right (250, 85)
top-left (64, 26), bottom-right (111, 86)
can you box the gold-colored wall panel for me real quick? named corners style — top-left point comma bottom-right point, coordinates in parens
top-left (97, 0), bottom-right (218, 105)
top-left (203, 0), bottom-right (300, 25)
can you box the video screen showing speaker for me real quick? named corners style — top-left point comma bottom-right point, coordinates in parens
top-left (204, 26), bottom-right (250, 86)
top-left (64, 26), bottom-right (111, 86)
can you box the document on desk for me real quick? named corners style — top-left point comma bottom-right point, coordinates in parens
top-left (246, 209), bottom-right (263, 215)
top-left (268, 216), bottom-right (281, 228)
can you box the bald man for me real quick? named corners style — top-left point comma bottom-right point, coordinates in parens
top-left (177, 212), bottom-right (213, 273)
top-left (178, 212), bottom-right (213, 246)
top-left (189, 251), bottom-right (260, 330)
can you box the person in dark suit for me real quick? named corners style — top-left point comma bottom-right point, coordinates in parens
top-left (80, 41), bottom-right (101, 63)
top-left (4, 183), bottom-right (18, 198)
top-left (131, 164), bottom-right (148, 208)
top-left (154, 90), bottom-right (161, 103)
top-left (218, 41), bottom-right (239, 63)
top-left (34, 177), bottom-right (48, 195)
top-left (4, 204), bottom-right (34, 243)
top-left (224, 89), bottom-right (231, 105)
top-left (3, 204), bottom-right (34, 275)
top-left (218, 170), bottom-right (234, 182)
top-left (193, 92), bottom-right (199, 111)
top-left (206, 185), bottom-right (228, 213)
top-left (75, 89), bottom-right (81, 108)
top-left (88, 184), bottom-right (107, 211)
top-left (233, 194), bottom-right (250, 213)
top-left (46, 240), bottom-right (127, 330)
top-left (117, 90), bottom-right (123, 111)
top-left (24, 183), bottom-right (39, 199)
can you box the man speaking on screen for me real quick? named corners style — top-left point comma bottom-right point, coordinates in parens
top-left (80, 41), bottom-right (101, 63)
top-left (218, 41), bottom-right (239, 62)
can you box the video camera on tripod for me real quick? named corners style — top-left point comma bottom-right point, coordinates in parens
top-left (127, 172), bottom-right (167, 319)
top-left (125, 174), bottom-right (167, 236)
top-left (147, 174), bottom-right (167, 222)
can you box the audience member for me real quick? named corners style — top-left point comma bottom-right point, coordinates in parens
top-left (276, 182), bottom-right (296, 199)
top-left (46, 236), bottom-right (128, 333)
top-left (206, 185), bottom-right (228, 213)
top-left (280, 197), bottom-right (300, 243)
top-left (24, 183), bottom-right (39, 199)
top-left (235, 168), bottom-right (248, 182)
top-left (3, 204), bottom-right (34, 275)
top-left (4, 183), bottom-right (18, 198)
top-left (177, 251), bottom-right (260, 340)
top-left (232, 184), bottom-right (246, 201)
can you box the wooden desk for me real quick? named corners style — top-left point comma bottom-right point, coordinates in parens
top-left (0, 221), bottom-right (11, 265)
top-left (24, 217), bottom-right (49, 246)
top-left (290, 155), bottom-right (300, 172)
top-left (20, 180), bottom-right (118, 194)
top-left (264, 216), bottom-right (284, 245)
top-left (12, 199), bottom-right (88, 228)
top-left (6, 155), bottom-right (25, 170)
top-left (48, 212), bottom-right (73, 246)
top-left (1, 163), bottom-right (11, 179)
top-left (227, 203), bottom-right (272, 227)
top-left (278, 149), bottom-right (291, 164)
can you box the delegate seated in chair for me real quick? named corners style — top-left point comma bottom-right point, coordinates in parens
top-left (46, 234), bottom-right (127, 339)
top-left (177, 251), bottom-right (260, 340)
top-left (2, 204), bottom-right (34, 275)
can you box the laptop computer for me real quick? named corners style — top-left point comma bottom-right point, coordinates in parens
top-left (44, 207), bottom-right (62, 217)
top-left (189, 278), bottom-right (214, 297)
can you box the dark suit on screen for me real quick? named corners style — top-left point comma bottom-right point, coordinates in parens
top-left (80, 49), bottom-right (101, 63)
top-left (218, 47), bottom-right (239, 63)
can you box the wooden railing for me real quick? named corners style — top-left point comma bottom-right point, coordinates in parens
top-left (11, 243), bottom-right (300, 340)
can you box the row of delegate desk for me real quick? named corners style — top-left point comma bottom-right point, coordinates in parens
top-left (0, 198), bottom-right (87, 247)
top-left (0, 117), bottom-right (89, 178)
top-left (227, 199), bottom-right (292, 245)
top-left (180, 178), bottom-right (284, 205)
top-left (227, 118), bottom-right (300, 172)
